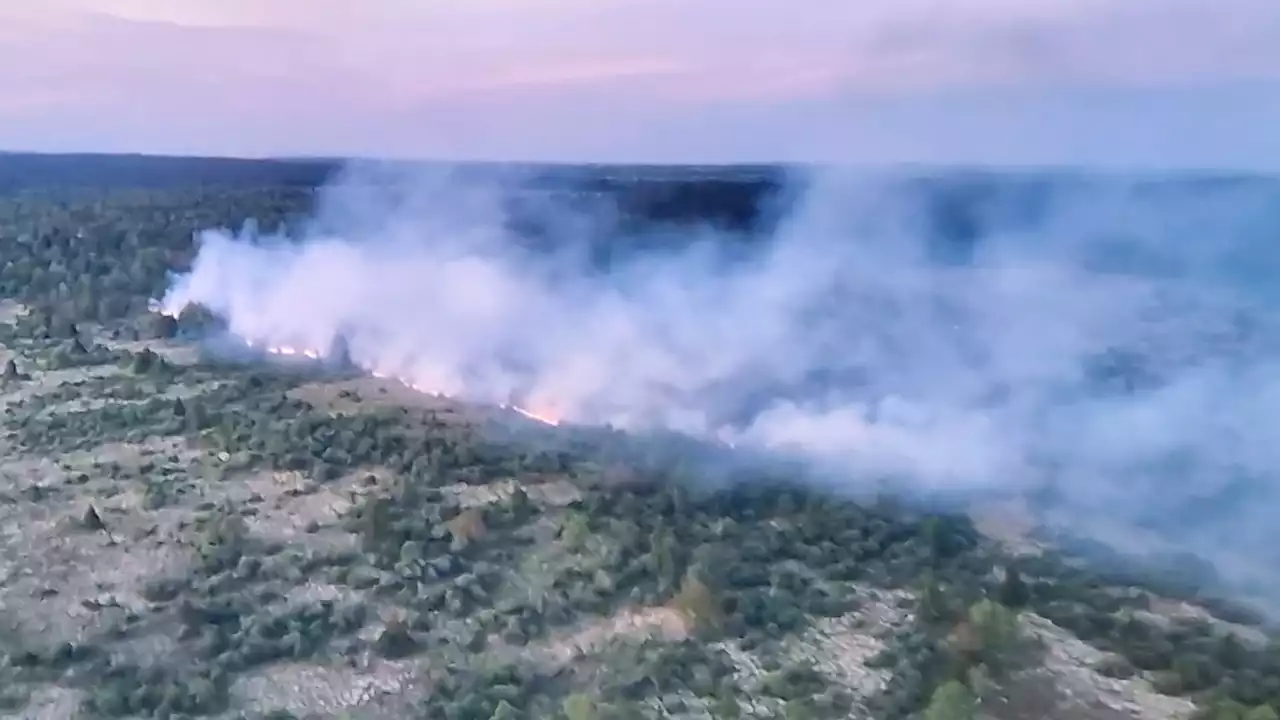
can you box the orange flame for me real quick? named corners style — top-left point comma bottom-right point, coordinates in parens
top-left (255, 343), bottom-right (562, 426)
top-left (507, 404), bottom-right (561, 426)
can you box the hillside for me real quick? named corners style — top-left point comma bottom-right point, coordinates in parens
top-left (0, 154), bottom-right (1275, 720)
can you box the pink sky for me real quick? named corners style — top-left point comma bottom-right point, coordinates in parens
top-left (1, 0), bottom-right (1279, 167)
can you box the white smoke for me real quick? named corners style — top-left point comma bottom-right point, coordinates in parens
top-left (159, 162), bottom-right (1280, 591)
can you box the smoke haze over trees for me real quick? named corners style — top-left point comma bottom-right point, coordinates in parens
top-left (155, 160), bottom-right (1280, 600)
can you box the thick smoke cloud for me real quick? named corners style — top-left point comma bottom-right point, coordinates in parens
top-left (160, 163), bottom-right (1280, 596)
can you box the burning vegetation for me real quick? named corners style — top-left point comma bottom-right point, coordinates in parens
top-left (0, 154), bottom-right (1275, 720)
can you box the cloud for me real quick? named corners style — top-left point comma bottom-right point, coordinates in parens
top-left (1, 0), bottom-right (1279, 165)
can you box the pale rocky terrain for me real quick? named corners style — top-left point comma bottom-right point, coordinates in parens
top-left (0, 310), bottom-right (1268, 720)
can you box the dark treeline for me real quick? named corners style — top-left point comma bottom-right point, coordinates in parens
top-left (0, 152), bottom-right (787, 232)
top-left (0, 152), bottom-right (338, 192)
top-left (3, 151), bottom-right (1276, 244)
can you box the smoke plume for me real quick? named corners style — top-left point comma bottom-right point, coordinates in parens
top-left (159, 162), bottom-right (1280, 597)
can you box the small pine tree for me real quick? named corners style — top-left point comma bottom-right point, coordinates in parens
top-left (82, 504), bottom-right (114, 543)
top-left (712, 684), bottom-right (742, 720)
top-left (918, 570), bottom-right (950, 622)
top-left (996, 567), bottom-right (1031, 608)
top-left (559, 511), bottom-right (590, 549)
top-left (2, 358), bottom-right (19, 382)
top-left (82, 504), bottom-right (107, 532)
top-left (1206, 697), bottom-right (1251, 720)
top-left (783, 699), bottom-right (816, 720)
top-left (148, 313), bottom-right (178, 339)
top-left (671, 568), bottom-right (722, 631)
top-left (373, 617), bottom-right (419, 659)
top-left (969, 599), bottom-right (1019, 653)
top-left (130, 348), bottom-right (158, 374)
top-left (184, 398), bottom-right (208, 433)
top-left (562, 694), bottom-right (597, 720)
top-left (923, 680), bottom-right (978, 720)
top-left (953, 599), bottom-right (1021, 675)
top-left (1246, 705), bottom-right (1280, 720)
top-left (966, 664), bottom-right (996, 701)
top-left (507, 486), bottom-right (533, 520)
top-left (490, 700), bottom-right (524, 720)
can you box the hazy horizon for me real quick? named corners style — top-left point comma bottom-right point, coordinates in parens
top-left (2, 1), bottom-right (1279, 170)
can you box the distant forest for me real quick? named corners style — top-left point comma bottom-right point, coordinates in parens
top-left (0, 150), bottom-right (1275, 247)
top-left (0, 152), bottom-right (794, 234)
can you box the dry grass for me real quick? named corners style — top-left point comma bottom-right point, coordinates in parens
top-left (289, 378), bottom-right (474, 423)
top-left (540, 605), bottom-right (692, 665)
top-left (445, 508), bottom-right (487, 544)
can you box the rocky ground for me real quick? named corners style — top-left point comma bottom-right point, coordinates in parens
top-left (0, 306), bottom-right (1263, 719)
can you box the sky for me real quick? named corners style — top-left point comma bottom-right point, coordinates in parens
top-left (1, 0), bottom-right (1279, 168)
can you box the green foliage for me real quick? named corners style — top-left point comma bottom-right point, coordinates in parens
top-left (1198, 699), bottom-right (1280, 720)
top-left (996, 567), bottom-right (1031, 609)
top-left (965, 664), bottom-right (995, 702)
top-left (922, 680), bottom-right (977, 720)
top-left (782, 698), bottom-right (817, 720)
top-left (917, 570), bottom-right (950, 622)
top-left (491, 700), bottom-right (525, 720)
top-left (1247, 706), bottom-right (1280, 720)
top-left (81, 665), bottom-right (229, 717)
top-left (559, 510), bottom-right (592, 549)
top-left (760, 663), bottom-right (828, 701)
top-left (967, 599), bottom-right (1019, 657)
top-left (1, 357), bottom-right (27, 384)
top-left (670, 568), bottom-right (722, 632)
top-left (711, 686), bottom-right (742, 719)
top-left (373, 617), bottom-right (420, 659)
top-left (0, 168), bottom-right (1277, 720)
top-left (1203, 698), bottom-right (1255, 720)
top-left (562, 693), bottom-right (598, 720)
